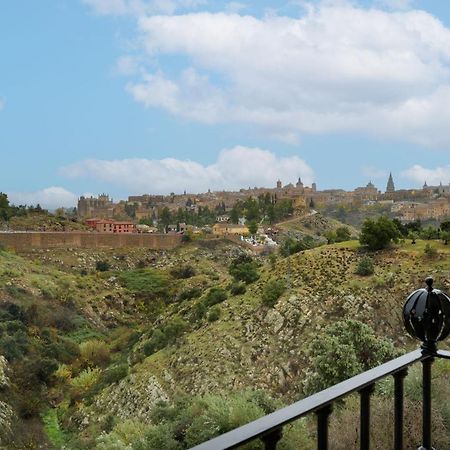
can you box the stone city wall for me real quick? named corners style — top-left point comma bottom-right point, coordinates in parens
top-left (0, 232), bottom-right (182, 251)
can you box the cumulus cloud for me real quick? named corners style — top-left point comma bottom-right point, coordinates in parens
top-left (117, 3), bottom-right (450, 147)
top-left (60, 146), bottom-right (314, 194)
top-left (7, 187), bottom-right (78, 210)
top-left (401, 164), bottom-right (450, 186)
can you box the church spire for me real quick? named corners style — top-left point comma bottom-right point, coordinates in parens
top-left (386, 172), bottom-right (395, 193)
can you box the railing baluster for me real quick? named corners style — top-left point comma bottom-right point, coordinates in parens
top-left (420, 356), bottom-right (434, 450)
top-left (393, 369), bottom-right (408, 450)
top-left (316, 404), bottom-right (333, 450)
top-left (261, 428), bottom-right (283, 450)
top-left (359, 384), bottom-right (375, 450)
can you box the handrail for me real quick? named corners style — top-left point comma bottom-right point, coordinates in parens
top-left (191, 349), bottom-right (426, 450)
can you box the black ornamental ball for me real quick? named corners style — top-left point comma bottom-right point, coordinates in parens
top-left (403, 277), bottom-right (450, 346)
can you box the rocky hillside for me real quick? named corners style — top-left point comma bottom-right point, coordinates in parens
top-left (1, 238), bottom-right (450, 448)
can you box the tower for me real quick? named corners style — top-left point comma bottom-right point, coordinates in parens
top-left (386, 172), bottom-right (395, 193)
top-left (276, 179), bottom-right (282, 189)
top-left (296, 177), bottom-right (304, 189)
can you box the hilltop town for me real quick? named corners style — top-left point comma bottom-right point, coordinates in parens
top-left (77, 174), bottom-right (450, 237)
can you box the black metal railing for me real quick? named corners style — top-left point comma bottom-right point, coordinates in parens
top-left (190, 348), bottom-right (450, 450)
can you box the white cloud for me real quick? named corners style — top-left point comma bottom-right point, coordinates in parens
top-left (118, 3), bottom-right (450, 147)
top-left (401, 164), bottom-right (450, 186)
top-left (362, 166), bottom-right (387, 179)
top-left (60, 146), bottom-right (314, 194)
top-left (7, 187), bottom-right (78, 210)
top-left (0, 99), bottom-right (4, 110)
top-left (82, 0), bottom-right (206, 16)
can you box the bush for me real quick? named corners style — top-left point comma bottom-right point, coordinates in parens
top-left (207, 306), bottom-right (221, 322)
top-left (335, 226), bottom-right (351, 242)
top-left (102, 364), bottom-right (128, 385)
top-left (359, 216), bottom-right (400, 250)
top-left (261, 280), bottom-right (286, 307)
top-left (95, 260), bottom-right (110, 272)
top-left (304, 320), bottom-right (396, 395)
top-left (143, 318), bottom-right (188, 357)
top-left (170, 266), bottom-right (196, 279)
top-left (204, 288), bottom-right (227, 307)
top-left (229, 282), bottom-right (246, 296)
top-left (424, 243), bottom-right (438, 258)
top-left (178, 287), bottom-right (202, 301)
top-left (119, 269), bottom-right (169, 298)
top-left (355, 256), bottom-right (375, 276)
top-left (70, 367), bottom-right (101, 401)
top-left (229, 255), bottom-right (259, 284)
top-left (79, 339), bottom-right (110, 368)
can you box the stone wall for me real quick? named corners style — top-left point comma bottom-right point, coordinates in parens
top-left (0, 232), bottom-right (182, 251)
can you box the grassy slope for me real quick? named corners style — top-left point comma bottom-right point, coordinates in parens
top-left (85, 239), bottom-right (450, 428)
top-left (3, 238), bottom-right (450, 446)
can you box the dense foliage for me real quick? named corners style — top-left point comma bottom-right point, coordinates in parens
top-left (304, 320), bottom-right (397, 395)
top-left (359, 216), bottom-right (400, 250)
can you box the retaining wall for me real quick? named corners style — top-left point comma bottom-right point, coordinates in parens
top-left (0, 232), bottom-right (182, 251)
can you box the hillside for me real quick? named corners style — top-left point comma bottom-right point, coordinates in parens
top-left (277, 211), bottom-right (359, 241)
top-left (2, 238), bottom-right (450, 448)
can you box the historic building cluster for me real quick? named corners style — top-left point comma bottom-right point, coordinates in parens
top-left (77, 174), bottom-right (450, 234)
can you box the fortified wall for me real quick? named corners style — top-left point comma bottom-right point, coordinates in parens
top-left (0, 232), bottom-right (182, 251)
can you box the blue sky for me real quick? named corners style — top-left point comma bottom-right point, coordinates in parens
top-left (2, 0), bottom-right (450, 208)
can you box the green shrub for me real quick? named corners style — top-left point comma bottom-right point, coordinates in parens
top-left (207, 306), bottom-right (221, 322)
top-left (178, 287), bottom-right (202, 301)
top-left (79, 339), bottom-right (110, 368)
top-left (204, 288), bottom-right (227, 307)
top-left (103, 364), bottom-right (128, 385)
top-left (304, 320), bottom-right (396, 395)
top-left (229, 282), bottom-right (246, 296)
top-left (119, 269), bottom-right (169, 297)
top-left (261, 280), bottom-right (286, 307)
top-left (229, 255), bottom-right (260, 284)
top-left (143, 318), bottom-right (188, 357)
top-left (70, 367), bottom-right (101, 401)
top-left (95, 260), bottom-right (110, 272)
top-left (359, 216), bottom-right (400, 250)
top-left (170, 266), bottom-right (196, 279)
top-left (424, 243), bottom-right (438, 258)
top-left (355, 256), bottom-right (375, 276)
top-left (191, 302), bottom-right (207, 322)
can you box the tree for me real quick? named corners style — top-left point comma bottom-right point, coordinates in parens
top-left (408, 231), bottom-right (418, 244)
top-left (440, 220), bottom-right (450, 232)
top-left (229, 255), bottom-right (259, 284)
top-left (248, 220), bottom-right (258, 235)
top-left (304, 320), bottom-right (396, 395)
top-left (441, 230), bottom-right (450, 245)
top-left (0, 193), bottom-right (10, 221)
top-left (420, 225), bottom-right (439, 241)
top-left (261, 280), bottom-right (286, 307)
top-left (359, 216), bottom-right (400, 250)
top-left (355, 256), bottom-right (374, 276)
top-left (335, 226), bottom-right (351, 242)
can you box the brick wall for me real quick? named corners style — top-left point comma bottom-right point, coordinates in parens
top-left (0, 232), bottom-right (182, 251)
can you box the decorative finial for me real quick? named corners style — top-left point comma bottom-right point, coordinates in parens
top-left (425, 277), bottom-right (434, 291)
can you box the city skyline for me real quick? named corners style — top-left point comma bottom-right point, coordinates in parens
top-left (3, 0), bottom-right (450, 208)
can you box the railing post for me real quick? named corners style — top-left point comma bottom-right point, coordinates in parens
top-left (359, 384), bottom-right (375, 450)
top-left (316, 404), bottom-right (333, 450)
top-left (261, 428), bottom-right (283, 450)
top-left (419, 355), bottom-right (435, 450)
top-left (393, 368), bottom-right (408, 450)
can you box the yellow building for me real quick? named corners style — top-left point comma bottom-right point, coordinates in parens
top-left (212, 223), bottom-right (249, 236)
